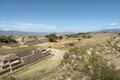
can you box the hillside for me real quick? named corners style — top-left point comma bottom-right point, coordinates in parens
top-left (1, 32), bottom-right (120, 80)
top-left (0, 30), bottom-right (50, 36)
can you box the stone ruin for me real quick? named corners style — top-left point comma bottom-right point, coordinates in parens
top-left (0, 48), bottom-right (52, 74)
top-left (0, 54), bottom-right (23, 74)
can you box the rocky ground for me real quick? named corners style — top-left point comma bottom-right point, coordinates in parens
top-left (41, 33), bottom-right (120, 80)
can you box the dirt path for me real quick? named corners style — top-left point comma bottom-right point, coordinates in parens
top-left (48, 48), bottom-right (65, 60)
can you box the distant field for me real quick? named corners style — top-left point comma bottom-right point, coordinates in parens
top-left (0, 46), bottom-right (39, 55)
top-left (0, 33), bottom-right (114, 55)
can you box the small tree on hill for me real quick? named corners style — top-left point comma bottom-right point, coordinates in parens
top-left (46, 34), bottom-right (57, 42)
top-left (0, 35), bottom-right (17, 43)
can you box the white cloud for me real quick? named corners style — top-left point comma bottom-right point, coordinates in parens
top-left (0, 22), bottom-right (57, 32)
top-left (106, 22), bottom-right (120, 29)
top-left (109, 22), bottom-right (118, 26)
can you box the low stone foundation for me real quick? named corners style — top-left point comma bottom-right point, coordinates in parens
top-left (0, 48), bottom-right (52, 74)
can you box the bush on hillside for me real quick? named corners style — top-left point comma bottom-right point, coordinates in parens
top-left (46, 34), bottom-right (57, 42)
top-left (0, 35), bottom-right (17, 43)
top-left (46, 47), bottom-right (120, 80)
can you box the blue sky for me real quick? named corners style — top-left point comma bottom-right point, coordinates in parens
top-left (0, 0), bottom-right (120, 32)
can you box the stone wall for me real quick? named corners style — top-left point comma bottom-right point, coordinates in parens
top-left (0, 48), bottom-right (52, 75)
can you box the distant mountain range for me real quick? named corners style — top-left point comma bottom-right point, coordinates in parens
top-left (0, 28), bottom-right (120, 36)
top-left (0, 30), bottom-right (74, 36)
top-left (0, 30), bottom-right (50, 36)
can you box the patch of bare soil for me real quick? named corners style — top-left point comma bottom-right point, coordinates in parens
top-left (47, 48), bottom-right (66, 61)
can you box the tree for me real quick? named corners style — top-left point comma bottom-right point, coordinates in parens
top-left (46, 34), bottom-right (57, 42)
top-left (0, 35), bottom-right (17, 43)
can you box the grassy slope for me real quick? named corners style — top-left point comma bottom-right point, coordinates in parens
top-left (10, 49), bottom-right (65, 80)
top-left (15, 33), bottom-right (113, 77)
top-left (0, 46), bottom-right (39, 55)
top-left (14, 58), bottom-right (57, 79)
top-left (0, 33), bottom-right (114, 80)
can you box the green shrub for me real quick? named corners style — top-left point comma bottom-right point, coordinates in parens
top-left (0, 35), bottom-right (17, 43)
top-left (46, 34), bottom-right (57, 42)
